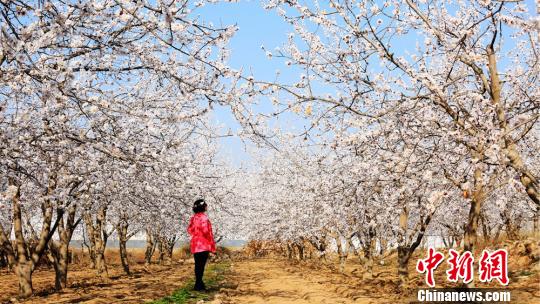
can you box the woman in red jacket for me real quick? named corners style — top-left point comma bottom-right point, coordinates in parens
top-left (187, 199), bottom-right (216, 291)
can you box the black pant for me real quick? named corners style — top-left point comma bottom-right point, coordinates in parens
top-left (194, 251), bottom-right (209, 290)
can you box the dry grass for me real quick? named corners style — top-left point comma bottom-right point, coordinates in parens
top-left (0, 248), bottom-right (198, 304)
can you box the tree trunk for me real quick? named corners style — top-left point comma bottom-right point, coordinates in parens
top-left (157, 237), bottom-right (166, 265)
top-left (286, 242), bottom-right (293, 260)
top-left (84, 206), bottom-right (109, 277)
top-left (0, 250), bottom-right (7, 269)
top-left (82, 224), bottom-right (95, 269)
top-left (534, 206), bottom-right (540, 235)
top-left (117, 222), bottom-right (131, 275)
top-left (309, 236), bottom-right (327, 262)
top-left (165, 237), bottom-right (176, 263)
top-left (95, 240), bottom-right (107, 277)
top-left (464, 165), bottom-right (485, 252)
top-left (361, 227), bottom-right (376, 279)
top-left (94, 228), bottom-right (108, 278)
top-left (50, 245), bottom-right (68, 290)
top-left (83, 219), bottom-right (97, 269)
top-left (0, 179), bottom-right (61, 298)
top-left (502, 210), bottom-right (519, 240)
top-left (397, 246), bottom-right (411, 284)
top-left (486, 46), bottom-right (540, 208)
top-left (379, 238), bottom-right (388, 256)
top-left (480, 214), bottom-right (491, 243)
top-left (156, 235), bottom-right (176, 265)
top-left (348, 236), bottom-right (359, 256)
top-left (339, 248), bottom-right (348, 273)
top-left (396, 200), bottom-right (433, 286)
top-left (144, 229), bottom-right (156, 266)
top-left (0, 222), bottom-right (13, 270)
top-left (443, 236), bottom-right (455, 248)
top-left (397, 206), bottom-right (410, 284)
top-left (334, 234), bottom-right (349, 273)
top-left (15, 263), bottom-right (33, 298)
top-left (296, 243), bottom-right (304, 261)
top-left (119, 239), bottom-right (130, 275)
top-left (48, 204), bottom-right (80, 290)
top-left (334, 235), bottom-right (344, 271)
top-left (464, 196), bottom-right (483, 251)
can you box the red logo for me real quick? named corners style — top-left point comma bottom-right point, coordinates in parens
top-left (479, 249), bottom-right (509, 285)
top-left (416, 247), bottom-right (445, 287)
top-left (417, 248), bottom-right (509, 287)
top-left (446, 249), bottom-right (474, 284)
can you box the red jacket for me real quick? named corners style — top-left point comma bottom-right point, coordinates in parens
top-left (187, 213), bottom-right (216, 253)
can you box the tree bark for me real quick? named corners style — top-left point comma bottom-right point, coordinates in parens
top-left (347, 235), bottom-right (359, 256)
top-left (396, 200), bottom-right (433, 285)
top-left (396, 205), bottom-right (410, 283)
top-left (144, 229), bottom-right (156, 266)
top-left (464, 198), bottom-right (482, 252)
top-left (333, 234), bottom-right (348, 273)
top-left (156, 235), bottom-right (176, 265)
top-left (0, 179), bottom-right (61, 298)
top-left (296, 242), bottom-right (304, 261)
top-left (14, 263), bottom-right (33, 298)
top-left (48, 241), bottom-right (68, 290)
top-left (117, 220), bottom-right (131, 275)
top-left (464, 165), bottom-right (485, 252)
top-left (0, 250), bottom-right (7, 269)
top-left (505, 145), bottom-right (540, 207)
top-left (286, 242), bottom-right (292, 259)
top-left (534, 206), bottom-right (540, 235)
top-left (157, 236), bottom-right (166, 265)
top-left (309, 235), bottom-right (328, 261)
top-left (485, 45), bottom-right (540, 207)
top-left (165, 236), bottom-right (176, 263)
top-left (361, 226), bottom-right (376, 279)
top-left (83, 205), bottom-right (109, 277)
top-left (47, 204), bottom-right (80, 290)
top-left (82, 224), bottom-right (95, 269)
top-left (397, 246), bottom-right (411, 284)
top-left (378, 238), bottom-right (388, 256)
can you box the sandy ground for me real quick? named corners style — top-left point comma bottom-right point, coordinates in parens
top-left (0, 247), bottom-right (198, 304)
top-left (214, 255), bottom-right (540, 304)
top-left (0, 262), bottom-right (194, 304)
top-left (215, 259), bottom-right (392, 304)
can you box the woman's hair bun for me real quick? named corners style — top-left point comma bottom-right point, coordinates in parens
top-left (193, 199), bottom-right (207, 213)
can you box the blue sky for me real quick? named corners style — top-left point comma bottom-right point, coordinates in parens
top-left (198, 1), bottom-right (296, 166)
top-left (196, 0), bottom-right (537, 166)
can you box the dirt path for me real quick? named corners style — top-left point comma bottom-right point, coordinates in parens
top-left (214, 257), bottom-right (540, 304)
top-left (215, 259), bottom-right (391, 304)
